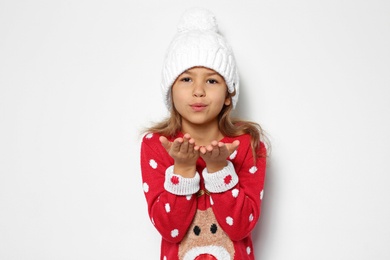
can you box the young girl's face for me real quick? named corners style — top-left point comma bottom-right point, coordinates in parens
top-left (172, 67), bottom-right (231, 128)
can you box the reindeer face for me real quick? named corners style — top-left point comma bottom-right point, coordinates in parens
top-left (178, 208), bottom-right (235, 260)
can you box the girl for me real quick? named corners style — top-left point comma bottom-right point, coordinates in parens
top-left (141, 8), bottom-right (267, 260)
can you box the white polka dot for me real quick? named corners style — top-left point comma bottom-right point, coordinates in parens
top-left (260, 190), bottom-right (264, 200)
top-left (232, 188), bottom-right (239, 198)
top-left (210, 196), bottom-right (214, 205)
top-left (171, 229), bottom-right (179, 238)
top-left (149, 159), bottom-right (158, 169)
top-left (145, 133), bottom-right (153, 139)
top-left (249, 213), bottom-right (254, 222)
top-left (246, 246), bottom-right (251, 255)
top-left (165, 203), bottom-right (171, 213)
top-left (249, 166), bottom-right (258, 174)
top-left (186, 195), bottom-right (192, 200)
top-left (143, 182), bottom-right (149, 193)
top-left (229, 150), bottom-right (237, 160)
top-left (226, 216), bottom-right (233, 226)
top-left (163, 257), bottom-right (167, 260)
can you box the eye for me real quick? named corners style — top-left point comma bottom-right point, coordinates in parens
top-left (207, 79), bottom-right (218, 84)
top-left (210, 223), bottom-right (217, 234)
top-left (180, 77), bottom-right (191, 82)
top-left (193, 225), bottom-right (201, 236)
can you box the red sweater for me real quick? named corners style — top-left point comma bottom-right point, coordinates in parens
top-left (141, 132), bottom-right (266, 260)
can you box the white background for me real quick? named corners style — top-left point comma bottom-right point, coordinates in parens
top-left (1, 0), bottom-right (390, 259)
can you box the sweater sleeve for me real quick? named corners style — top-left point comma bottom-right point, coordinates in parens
top-left (140, 133), bottom-right (199, 243)
top-left (205, 136), bottom-right (267, 241)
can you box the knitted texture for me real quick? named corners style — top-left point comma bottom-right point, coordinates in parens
top-left (164, 166), bottom-right (200, 195)
top-left (141, 132), bottom-right (266, 259)
top-left (202, 160), bottom-right (239, 193)
top-left (161, 8), bottom-right (240, 110)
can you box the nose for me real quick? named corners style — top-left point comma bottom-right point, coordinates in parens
top-left (193, 82), bottom-right (205, 97)
top-left (195, 254), bottom-right (217, 260)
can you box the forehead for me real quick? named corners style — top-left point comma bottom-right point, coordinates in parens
top-left (181, 66), bottom-right (222, 77)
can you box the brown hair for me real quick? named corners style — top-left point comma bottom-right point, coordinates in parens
top-left (145, 90), bottom-right (269, 160)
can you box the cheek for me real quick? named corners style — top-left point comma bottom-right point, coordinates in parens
top-left (216, 91), bottom-right (229, 106)
top-left (171, 87), bottom-right (179, 100)
top-left (172, 89), bottom-right (186, 107)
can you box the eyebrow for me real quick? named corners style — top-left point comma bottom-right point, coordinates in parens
top-left (182, 70), bottom-right (221, 77)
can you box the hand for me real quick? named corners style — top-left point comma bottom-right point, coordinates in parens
top-left (160, 133), bottom-right (200, 177)
top-left (200, 140), bottom-right (240, 173)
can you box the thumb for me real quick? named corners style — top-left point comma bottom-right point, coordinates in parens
top-left (226, 140), bottom-right (240, 154)
top-left (159, 136), bottom-right (171, 151)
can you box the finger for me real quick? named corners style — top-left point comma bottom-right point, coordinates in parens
top-left (210, 142), bottom-right (221, 157)
top-left (180, 137), bottom-right (189, 153)
top-left (200, 146), bottom-right (207, 155)
top-left (159, 136), bottom-right (171, 151)
top-left (232, 140), bottom-right (240, 150)
top-left (178, 133), bottom-right (193, 153)
top-left (172, 138), bottom-right (183, 153)
top-left (192, 144), bottom-right (200, 157)
top-left (188, 138), bottom-right (196, 153)
top-left (216, 142), bottom-right (228, 156)
top-left (226, 140), bottom-right (240, 154)
top-left (194, 145), bottom-right (200, 153)
top-left (202, 144), bottom-right (215, 158)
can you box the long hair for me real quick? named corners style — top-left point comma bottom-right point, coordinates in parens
top-left (145, 90), bottom-right (269, 160)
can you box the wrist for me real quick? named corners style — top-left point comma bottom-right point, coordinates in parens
top-left (206, 161), bottom-right (228, 173)
top-left (174, 163), bottom-right (196, 178)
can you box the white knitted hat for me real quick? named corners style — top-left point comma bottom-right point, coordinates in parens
top-left (161, 7), bottom-right (239, 110)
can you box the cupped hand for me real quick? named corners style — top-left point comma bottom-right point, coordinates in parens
top-left (160, 133), bottom-right (200, 177)
top-left (200, 140), bottom-right (240, 173)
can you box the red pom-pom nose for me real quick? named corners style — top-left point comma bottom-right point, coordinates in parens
top-left (195, 254), bottom-right (217, 260)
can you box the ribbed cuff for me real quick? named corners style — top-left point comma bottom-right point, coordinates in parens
top-left (164, 165), bottom-right (200, 195)
top-left (202, 160), bottom-right (238, 193)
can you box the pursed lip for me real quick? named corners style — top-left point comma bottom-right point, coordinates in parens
top-left (190, 103), bottom-right (207, 111)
